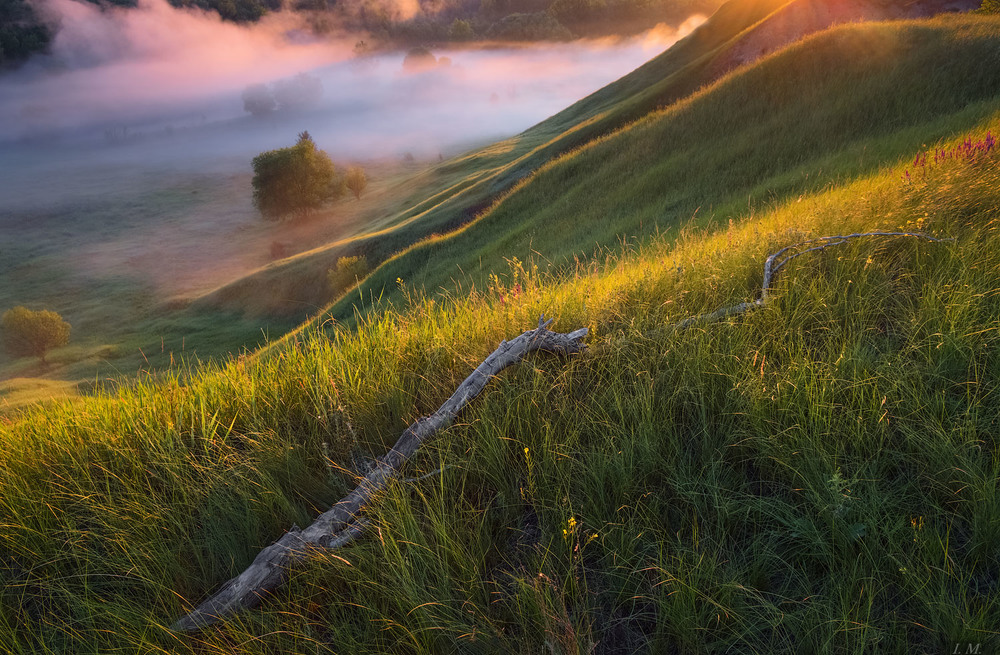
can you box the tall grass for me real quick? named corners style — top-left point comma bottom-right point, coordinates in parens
top-left (325, 15), bottom-right (1000, 330)
top-left (1, 120), bottom-right (998, 652)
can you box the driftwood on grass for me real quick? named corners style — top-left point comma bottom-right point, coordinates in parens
top-left (172, 231), bottom-right (948, 632)
top-left (171, 315), bottom-right (588, 632)
top-left (673, 231), bottom-right (949, 329)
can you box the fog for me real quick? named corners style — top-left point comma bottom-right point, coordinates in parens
top-left (0, 0), bottom-right (703, 348)
top-left (1, 0), bottom-right (703, 170)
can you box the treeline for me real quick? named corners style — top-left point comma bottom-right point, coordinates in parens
top-left (316, 0), bottom-right (723, 45)
top-left (67, 0), bottom-right (281, 16)
top-left (0, 0), bottom-right (50, 65)
top-left (1, 0), bottom-right (722, 66)
top-left (0, 0), bottom-right (281, 65)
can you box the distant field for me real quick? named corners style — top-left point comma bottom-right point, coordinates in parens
top-left (0, 152), bottom-right (303, 390)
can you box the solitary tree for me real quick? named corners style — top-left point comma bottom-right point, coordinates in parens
top-left (1, 306), bottom-right (71, 364)
top-left (252, 132), bottom-right (338, 220)
top-left (345, 165), bottom-right (368, 200)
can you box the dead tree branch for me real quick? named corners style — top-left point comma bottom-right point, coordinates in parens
top-left (674, 231), bottom-right (949, 329)
top-left (172, 233), bottom-right (946, 632)
top-left (171, 315), bottom-right (587, 632)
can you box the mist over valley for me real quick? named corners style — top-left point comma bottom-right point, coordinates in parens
top-left (0, 0), bottom-right (703, 385)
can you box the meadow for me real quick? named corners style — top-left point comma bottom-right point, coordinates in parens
top-left (2, 118), bottom-right (998, 652)
top-left (1, 3), bottom-right (999, 653)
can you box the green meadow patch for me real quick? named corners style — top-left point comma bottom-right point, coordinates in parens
top-left (1, 116), bottom-right (998, 652)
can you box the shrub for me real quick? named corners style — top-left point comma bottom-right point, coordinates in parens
top-left (1, 306), bottom-right (70, 364)
top-left (345, 165), bottom-right (368, 200)
top-left (272, 73), bottom-right (324, 111)
top-left (977, 0), bottom-right (1000, 13)
top-left (327, 256), bottom-right (370, 295)
top-left (242, 83), bottom-right (276, 117)
top-left (402, 47), bottom-right (437, 72)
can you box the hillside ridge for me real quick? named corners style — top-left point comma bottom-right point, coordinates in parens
top-left (197, 0), bottom-right (981, 320)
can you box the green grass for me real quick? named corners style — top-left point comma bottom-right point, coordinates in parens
top-left (319, 14), bottom-right (1000, 330)
top-left (4, 5), bottom-right (1000, 652)
top-left (193, 0), bottom-right (789, 318)
top-left (1, 108), bottom-right (999, 652)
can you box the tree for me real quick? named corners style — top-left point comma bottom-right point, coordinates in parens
top-left (252, 132), bottom-right (338, 220)
top-left (1, 306), bottom-right (70, 364)
top-left (345, 165), bottom-right (368, 200)
top-left (448, 18), bottom-right (474, 40)
top-left (328, 255), bottom-right (370, 295)
top-left (486, 12), bottom-right (572, 41)
top-left (242, 83), bottom-right (276, 117)
top-left (977, 0), bottom-right (1000, 13)
top-left (402, 46), bottom-right (437, 73)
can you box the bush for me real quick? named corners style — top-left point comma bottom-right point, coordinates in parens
top-left (252, 132), bottom-right (338, 220)
top-left (345, 165), bottom-right (368, 199)
top-left (272, 73), bottom-right (324, 111)
top-left (402, 47), bottom-right (437, 72)
top-left (1, 306), bottom-right (70, 364)
top-left (328, 256), bottom-right (370, 295)
top-left (978, 0), bottom-right (1000, 13)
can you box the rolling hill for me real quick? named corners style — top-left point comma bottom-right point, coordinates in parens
top-left (197, 0), bottom-right (980, 320)
top-left (2, 1), bottom-right (999, 653)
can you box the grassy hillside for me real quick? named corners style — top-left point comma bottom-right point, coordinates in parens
top-left (313, 13), bottom-right (1000, 331)
top-left (2, 65), bottom-right (1000, 655)
top-left (4, 4), bottom-right (1000, 653)
top-left (201, 0), bottom-right (979, 321)
top-left (2, 120), bottom-right (999, 653)
top-left (194, 0), bottom-right (789, 317)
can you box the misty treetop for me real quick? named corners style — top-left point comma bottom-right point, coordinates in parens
top-left (251, 131), bottom-right (339, 220)
top-left (1, 306), bottom-right (70, 364)
top-left (1, 0), bottom-right (282, 65)
top-left (242, 73), bottom-right (324, 117)
top-left (0, 0), bottom-right (51, 65)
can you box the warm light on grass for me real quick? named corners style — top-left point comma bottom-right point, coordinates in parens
top-left (1, 119), bottom-right (999, 651)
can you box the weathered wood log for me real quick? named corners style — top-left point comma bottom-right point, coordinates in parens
top-left (674, 231), bottom-right (949, 329)
top-left (171, 315), bottom-right (588, 632)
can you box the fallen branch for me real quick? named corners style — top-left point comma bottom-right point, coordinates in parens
top-left (172, 232), bottom-right (946, 631)
top-left (172, 315), bottom-right (588, 632)
top-left (674, 231), bottom-right (949, 329)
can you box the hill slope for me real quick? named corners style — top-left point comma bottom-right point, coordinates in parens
top-left (315, 11), bottom-right (1000, 327)
top-left (1, 117), bottom-right (998, 653)
top-left (202, 0), bottom-right (977, 319)
top-left (1, 9), bottom-right (999, 653)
